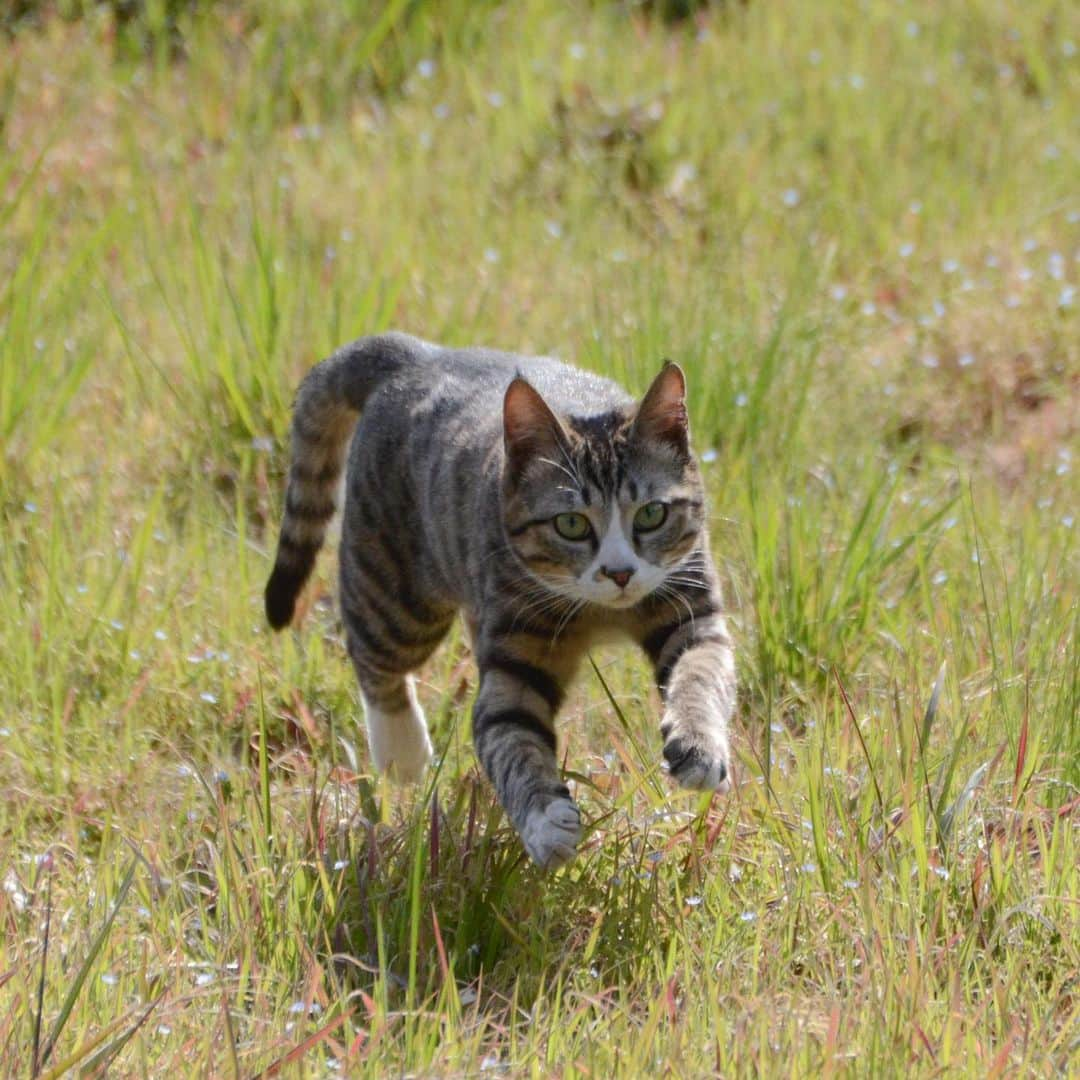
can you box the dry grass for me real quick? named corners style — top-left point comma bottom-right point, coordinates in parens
top-left (1, 2), bottom-right (1078, 1075)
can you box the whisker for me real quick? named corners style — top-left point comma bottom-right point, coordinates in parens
top-left (537, 456), bottom-right (582, 489)
top-left (655, 583), bottom-right (696, 629)
top-left (551, 598), bottom-right (586, 643)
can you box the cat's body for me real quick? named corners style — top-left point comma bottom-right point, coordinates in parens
top-left (266, 332), bottom-right (735, 867)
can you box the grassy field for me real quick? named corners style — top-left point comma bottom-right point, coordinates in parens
top-left (1, 1), bottom-right (1078, 1074)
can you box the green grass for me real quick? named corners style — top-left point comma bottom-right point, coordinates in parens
top-left (2, 1), bottom-right (1078, 1074)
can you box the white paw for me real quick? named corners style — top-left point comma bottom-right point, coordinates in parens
top-left (662, 726), bottom-right (732, 792)
top-left (364, 687), bottom-right (433, 784)
top-left (520, 797), bottom-right (581, 870)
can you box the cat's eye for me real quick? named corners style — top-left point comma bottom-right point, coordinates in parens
top-left (553, 512), bottom-right (592, 541)
top-left (633, 501), bottom-right (667, 532)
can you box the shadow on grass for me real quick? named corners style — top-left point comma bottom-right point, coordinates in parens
top-left (322, 771), bottom-right (691, 1010)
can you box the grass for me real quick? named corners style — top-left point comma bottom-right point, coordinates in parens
top-left (1, 0), bottom-right (1078, 1074)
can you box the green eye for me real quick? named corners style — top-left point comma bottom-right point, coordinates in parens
top-left (633, 501), bottom-right (667, 532)
top-left (553, 512), bottom-right (592, 541)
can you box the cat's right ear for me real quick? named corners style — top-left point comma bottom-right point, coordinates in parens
top-left (503, 377), bottom-right (569, 480)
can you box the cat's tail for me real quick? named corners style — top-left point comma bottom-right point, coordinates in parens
top-left (264, 332), bottom-right (431, 630)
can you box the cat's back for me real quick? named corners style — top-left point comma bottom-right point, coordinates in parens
top-left (362, 338), bottom-right (632, 439)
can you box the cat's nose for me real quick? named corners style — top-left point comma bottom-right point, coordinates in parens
top-left (601, 566), bottom-right (635, 589)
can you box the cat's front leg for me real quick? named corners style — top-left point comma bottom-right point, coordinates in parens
top-left (644, 605), bottom-right (735, 792)
top-left (471, 649), bottom-right (579, 869)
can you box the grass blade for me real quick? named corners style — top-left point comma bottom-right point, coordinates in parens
top-left (39, 859), bottom-right (137, 1067)
top-left (833, 666), bottom-right (883, 814)
top-left (253, 1011), bottom-right (352, 1079)
top-left (30, 857), bottom-right (52, 1077)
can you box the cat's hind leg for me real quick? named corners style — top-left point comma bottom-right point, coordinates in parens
top-left (340, 547), bottom-right (453, 783)
top-left (352, 666), bottom-right (434, 783)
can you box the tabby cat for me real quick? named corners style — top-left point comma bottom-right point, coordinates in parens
top-left (265, 333), bottom-right (735, 868)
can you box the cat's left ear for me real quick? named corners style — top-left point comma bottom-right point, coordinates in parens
top-left (632, 361), bottom-right (689, 458)
top-left (503, 377), bottom-right (571, 480)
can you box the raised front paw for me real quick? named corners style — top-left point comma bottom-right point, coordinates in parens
top-left (661, 721), bottom-right (731, 792)
top-left (520, 795), bottom-right (582, 870)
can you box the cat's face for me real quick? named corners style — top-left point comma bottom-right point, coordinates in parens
top-left (501, 364), bottom-right (706, 609)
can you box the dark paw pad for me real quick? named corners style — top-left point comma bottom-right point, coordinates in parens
top-left (663, 734), bottom-right (730, 791)
top-left (662, 735), bottom-right (697, 775)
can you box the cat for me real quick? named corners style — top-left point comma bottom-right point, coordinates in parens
top-left (265, 332), bottom-right (735, 868)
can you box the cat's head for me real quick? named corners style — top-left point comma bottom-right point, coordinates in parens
top-left (501, 362), bottom-right (706, 609)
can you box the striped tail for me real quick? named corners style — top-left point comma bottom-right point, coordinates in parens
top-left (264, 333), bottom-right (428, 629)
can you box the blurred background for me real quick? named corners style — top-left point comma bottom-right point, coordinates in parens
top-left (1, 2), bottom-right (1077, 1075)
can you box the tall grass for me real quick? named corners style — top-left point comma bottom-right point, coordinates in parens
top-left (1, 0), bottom-right (1077, 1074)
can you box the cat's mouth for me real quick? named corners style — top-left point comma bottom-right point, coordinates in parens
top-left (582, 583), bottom-right (651, 610)
top-left (606, 588), bottom-right (645, 608)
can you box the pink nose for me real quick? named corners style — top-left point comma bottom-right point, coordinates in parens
top-left (602, 566), bottom-right (635, 589)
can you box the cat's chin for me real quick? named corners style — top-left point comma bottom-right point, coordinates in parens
top-left (596, 590), bottom-right (643, 610)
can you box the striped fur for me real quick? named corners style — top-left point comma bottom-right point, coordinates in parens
top-left (266, 333), bottom-right (736, 868)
